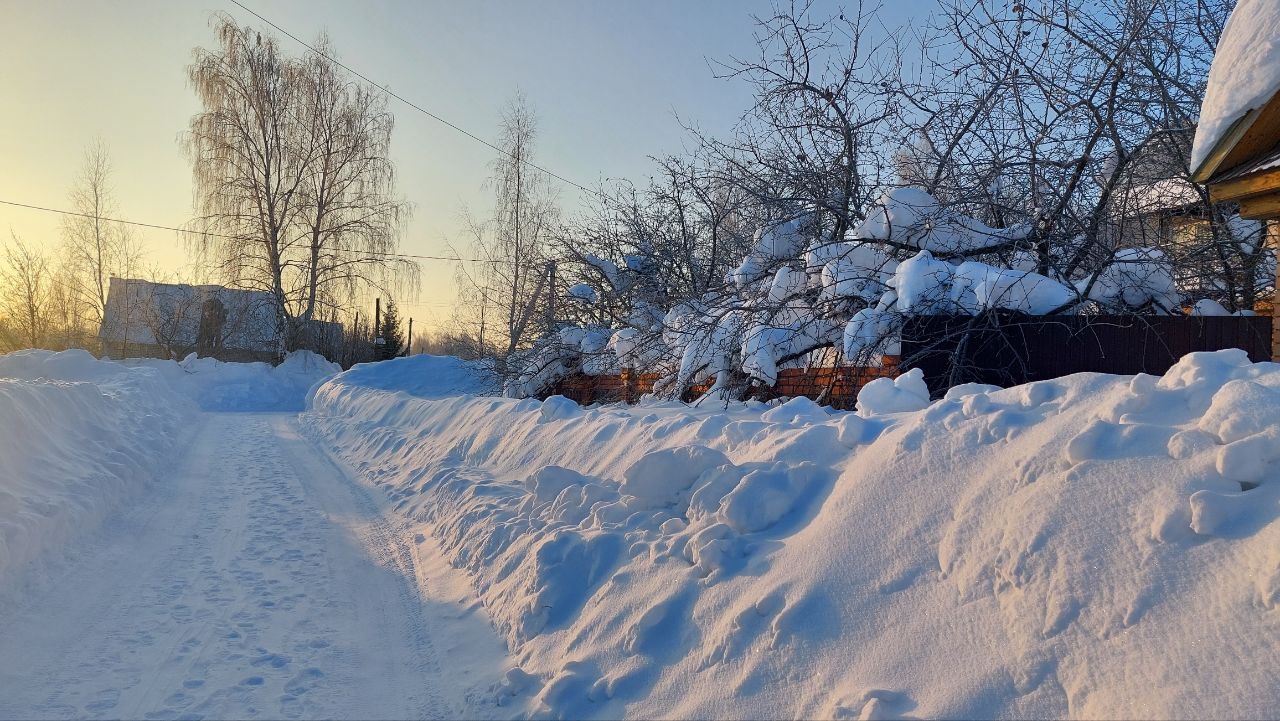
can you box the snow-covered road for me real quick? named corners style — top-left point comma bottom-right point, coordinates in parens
top-left (0, 412), bottom-right (507, 720)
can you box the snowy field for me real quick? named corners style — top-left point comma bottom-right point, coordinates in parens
top-left (2, 349), bottom-right (1279, 719)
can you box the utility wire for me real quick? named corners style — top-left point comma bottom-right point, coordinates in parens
top-left (4, 0), bottom-right (607, 267)
top-left (0, 198), bottom-right (493, 263)
top-left (228, 0), bottom-right (607, 202)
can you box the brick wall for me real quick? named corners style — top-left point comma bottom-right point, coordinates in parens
top-left (1270, 220), bottom-right (1280, 362)
top-left (753, 358), bottom-right (900, 410)
top-left (542, 358), bottom-right (898, 409)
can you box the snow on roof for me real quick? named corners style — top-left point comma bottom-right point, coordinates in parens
top-left (1190, 0), bottom-right (1280, 174)
top-left (1123, 177), bottom-right (1203, 214)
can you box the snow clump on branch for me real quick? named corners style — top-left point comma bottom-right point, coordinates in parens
top-left (509, 186), bottom-right (1233, 401)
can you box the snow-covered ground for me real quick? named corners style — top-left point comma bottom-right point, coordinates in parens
top-left (4, 348), bottom-right (1279, 719)
top-left (0, 351), bottom-right (510, 720)
top-left (327, 353), bottom-right (497, 399)
top-left (305, 350), bottom-right (1280, 719)
top-left (0, 350), bottom-right (194, 594)
top-left (0, 349), bottom-right (340, 595)
top-left (127, 350), bottom-right (342, 412)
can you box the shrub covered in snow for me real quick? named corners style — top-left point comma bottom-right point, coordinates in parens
top-left (519, 185), bottom-right (1242, 402)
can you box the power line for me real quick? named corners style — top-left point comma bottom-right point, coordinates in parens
top-left (0, 198), bottom-right (492, 263)
top-left (228, 0), bottom-right (607, 202)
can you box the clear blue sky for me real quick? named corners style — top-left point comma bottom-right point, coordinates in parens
top-left (0, 0), bottom-right (930, 328)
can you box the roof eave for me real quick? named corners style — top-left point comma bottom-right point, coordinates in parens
top-left (1196, 89), bottom-right (1280, 185)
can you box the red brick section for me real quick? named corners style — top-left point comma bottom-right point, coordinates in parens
top-left (757, 356), bottom-right (899, 410)
top-left (1270, 220), bottom-right (1280, 362)
top-left (542, 357), bottom-right (899, 409)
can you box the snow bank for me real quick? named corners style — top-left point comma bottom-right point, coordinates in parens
top-left (127, 350), bottom-right (340, 411)
top-left (304, 351), bottom-right (1280, 719)
top-left (1191, 0), bottom-right (1280, 172)
top-left (330, 354), bottom-right (495, 399)
top-left (855, 367), bottom-right (930, 415)
top-left (0, 348), bottom-right (343, 587)
top-left (0, 350), bottom-right (194, 590)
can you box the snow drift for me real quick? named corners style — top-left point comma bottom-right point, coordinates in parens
top-left (332, 354), bottom-right (496, 399)
top-left (305, 350), bottom-right (1280, 719)
top-left (0, 350), bottom-right (194, 591)
top-left (127, 350), bottom-right (340, 411)
top-left (0, 348), bottom-right (340, 593)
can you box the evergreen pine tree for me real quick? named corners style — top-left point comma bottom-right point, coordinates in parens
top-left (378, 298), bottom-right (405, 360)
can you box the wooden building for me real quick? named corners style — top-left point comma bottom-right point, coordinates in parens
top-left (1194, 88), bottom-right (1280, 360)
top-left (1193, 91), bottom-right (1280, 220)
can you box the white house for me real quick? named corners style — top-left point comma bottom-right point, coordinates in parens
top-left (98, 278), bottom-right (339, 362)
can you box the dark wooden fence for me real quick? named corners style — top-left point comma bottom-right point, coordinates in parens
top-left (900, 312), bottom-right (1272, 396)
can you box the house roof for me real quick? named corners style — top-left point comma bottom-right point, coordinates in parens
top-left (1204, 143), bottom-right (1280, 184)
top-left (1190, 0), bottom-right (1280, 182)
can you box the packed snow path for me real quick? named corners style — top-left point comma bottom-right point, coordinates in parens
top-left (0, 412), bottom-right (506, 720)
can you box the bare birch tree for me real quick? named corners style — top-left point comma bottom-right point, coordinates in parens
top-left (184, 16), bottom-right (412, 353)
top-left (0, 233), bottom-right (50, 349)
top-left (60, 141), bottom-right (143, 345)
top-left (295, 36), bottom-right (410, 326)
top-left (186, 17), bottom-right (303, 338)
top-left (456, 93), bottom-right (560, 360)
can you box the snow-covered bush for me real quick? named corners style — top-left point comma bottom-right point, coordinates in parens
top-left (504, 326), bottom-right (617, 398)
top-left (854, 186), bottom-right (1033, 255)
top-left (1081, 248), bottom-right (1181, 314)
top-left (517, 179), bottom-right (1256, 402)
top-left (950, 262), bottom-right (1076, 315)
top-left (817, 243), bottom-right (897, 305)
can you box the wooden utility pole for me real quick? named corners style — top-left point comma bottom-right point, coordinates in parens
top-left (478, 292), bottom-right (486, 352)
top-left (350, 310), bottom-right (360, 366)
top-left (546, 261), bottom-right (557, 332)
top-left (406, 317), bottom-right (413, 357)
top-left (373, 297), bottom-right (386, 356)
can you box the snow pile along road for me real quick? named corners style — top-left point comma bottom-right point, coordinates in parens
top-left (0, 350), bottom-right (194, 591)
top-left (328, 354), bottom-right (498, 399)
top-left (305, 350), bottom-right (1280, 719)
top-left (128, 349), bottom-right (340, 411)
